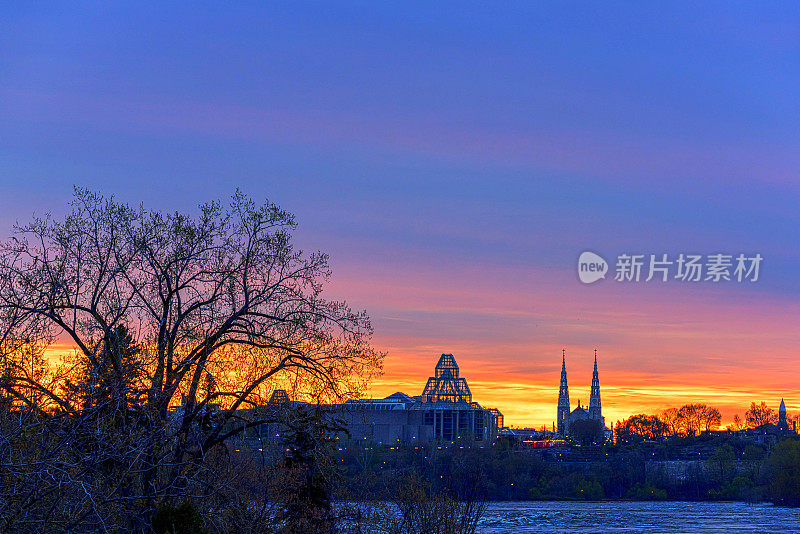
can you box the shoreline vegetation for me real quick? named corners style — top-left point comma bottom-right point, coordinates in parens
top-left (332, 432), bottom-right (800, 508)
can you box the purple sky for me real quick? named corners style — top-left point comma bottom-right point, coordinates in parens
top-left (2, 3), bottom-right (799, 425)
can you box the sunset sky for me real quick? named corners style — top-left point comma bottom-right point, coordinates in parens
top-left (2, 3), bottom-right (799, 427)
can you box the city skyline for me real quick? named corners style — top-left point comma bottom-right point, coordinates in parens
top-left (363, 346), bottom-right (794, 429)
top-left (3, 4), bottom-right (800, 428)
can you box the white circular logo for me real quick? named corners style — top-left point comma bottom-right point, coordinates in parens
top-left (578, 251), bottom-right (608, 284)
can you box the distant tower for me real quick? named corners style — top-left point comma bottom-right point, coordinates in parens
top-left (589, 349), bottom-right (602, 421)
top-left (779, 399), bottom-right (788, 431)
top-left (557, 349), bottom-right (570, 436)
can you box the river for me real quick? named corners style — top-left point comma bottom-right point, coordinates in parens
top-left (479, 501), bottom-right (800, 533)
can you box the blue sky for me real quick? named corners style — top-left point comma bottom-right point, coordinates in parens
top-left (2, 2), bottom-right (799, 424)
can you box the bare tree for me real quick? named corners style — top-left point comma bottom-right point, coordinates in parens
top-left (677, 404), bottom-right (703, 436)
top-left (659, 404), bottom-right (721, 437)
top-left (699, 406), bottom-right (722, 432)
top-left (660, 407), bottom-right (681, 436)
top-left (377, 472), bottom-right (487, 534)
top-left (615, 414), bottom-right (668, 443)
top-left (0, 188), bottom-right (383, 532)
top-left (731, 414), bottom-right (744, 431)
top-left (745, 401), bottom-right (777, 429)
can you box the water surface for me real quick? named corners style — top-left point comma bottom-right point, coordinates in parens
top-left (479, 501), bottom-right (800, 533)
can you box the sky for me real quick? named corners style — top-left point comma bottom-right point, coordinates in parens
top-left (2, 3), bottom-right (799, 427)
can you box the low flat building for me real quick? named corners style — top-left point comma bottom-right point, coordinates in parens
top-left (338, 354), bottom-right (502, 445)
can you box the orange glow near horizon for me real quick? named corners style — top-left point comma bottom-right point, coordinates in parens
top-left (324, 262), bottom-right (800, 429)
top-left (40, 334), bottom-right (799, 429)
top-left (38, 263), bottom-right (800, 429)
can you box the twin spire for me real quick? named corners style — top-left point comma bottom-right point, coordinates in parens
top-left (557, 348), bottom-right (602, 436)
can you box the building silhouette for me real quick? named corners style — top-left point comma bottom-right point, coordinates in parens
top-left (338, 353), bottom-right (503, 444)
top-left (779, 398), bottom-right (789, 432)
top-left (556, 349), bottom-right (606, 438)
top-left (421, 353), bottom-right (471, 403)
top-left (557, 349), bottom-right (570, 435)
top-left (589, 351), bottom-right (601, 420)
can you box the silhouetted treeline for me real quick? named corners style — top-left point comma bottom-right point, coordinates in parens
top-left (335, 434), bottom-right (800, 505)
top-left (614, 401), bottom-right (792, 442)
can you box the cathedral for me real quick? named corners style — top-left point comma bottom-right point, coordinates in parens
top-left (557, 349), bottom-right (606, 437)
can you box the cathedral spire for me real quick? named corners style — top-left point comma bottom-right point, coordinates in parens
top-left (589, 348), bottom-right (602, 421)
top-left (557, 349), bottom-right (570, 436)
top-left (779, 398), bottom-right (788, 431)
